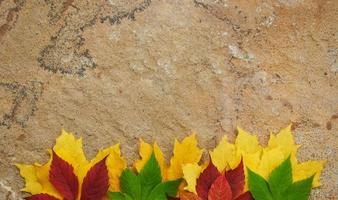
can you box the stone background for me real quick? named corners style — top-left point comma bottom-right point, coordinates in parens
top-left (0, 0), bottom-right (337, 199)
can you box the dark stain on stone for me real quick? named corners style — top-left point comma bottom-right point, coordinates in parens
top-left (0, 0), bottom-right (26, 41)
top-left (44, 0), bottom-right (75, 24)
top-left (326, 121), bottom-right (332, 130)
top-left (0, 81), bottom-right (43, 128)
top-left (100, 0), bottom-right (152, 24)
top-left (38, 0), bottom-right (152, 76)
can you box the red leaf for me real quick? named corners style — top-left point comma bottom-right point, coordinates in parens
top-left (49, 151), bottom-right (79, 200)
top-left (25, 194), bottom-right (60, 200)
top-left (234, 191), bottom-right (253, 200)
top-left (208, 175), bottom-right (232, 200)
top-left (225, 160), bottom-right (245, 199)
top-left (80, 157), bottom-right (109, 200)
top-left (196, 162), bottom-right (221, 200)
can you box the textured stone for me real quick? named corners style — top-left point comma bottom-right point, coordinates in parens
top-left (0, 0), bottom-right (337, 199)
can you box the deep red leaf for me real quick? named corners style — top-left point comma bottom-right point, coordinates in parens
top-left (49, 151), bottom-right (79, 200)
top-left (208, 175), bottom-right (232, 200)
top-left (234, 191), bottom-right (254, 200)
top-left (196, 162), bottom-right (221, 200)
top-left (25, 194), bottom-right (60, 200)
top-left (80, 157), bottom-right (109, 200)
top-left (225, 160), bottom-right (245, 199)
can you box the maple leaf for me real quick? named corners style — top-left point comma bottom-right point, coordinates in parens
top-left (209, 136), bottom-right (239, 172)
top-left (133, 139), bottom-right (168, 180)
top-left (210, 125), bottom-right (326, 189)
top-left (17, 130), bottom-right (115, 200)
top-left (248, 156), bottom-right (314, 200)
top-left (195, 162), bottom-right (220, 200)
top-left (183, 161), bottom-right (252, 200)
top-left (167, 134), bottom-right (203, 180)
top-left (109, 152), bottom-right (182, 200)
top-left (182, 164), bottom-right (202, 194)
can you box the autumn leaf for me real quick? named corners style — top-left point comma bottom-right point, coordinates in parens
top-left (18, 130), bottom-right (112, 200)
top-left (196, 162), bottom-right (220, 200)
top-left (209, 136), bottom-right (239, 172)
top-left (25, 194), bottom-right (59, 200)
top-left (234, 192), bottom-right (253, 200)
top-left (208, 175), bottom-right (232, 200)
top-left (49, 151), bottom-right (79, 200)
top-left (248, 156), bottom-right (314, 200)
top-left (225, 160), bottom-right (245, 199)
top-left (134, 139), bottom-right (168, 180)
top-left (182, 164), bottom-right (202, 194)
top-left (80, 157), bottom-right (109, 200)
top-left (109, 152), bottom-right (182, 200)
top-left (179, 191), bottom-right (201, 200)
top-left (167, 134), bottom-right (203, 180)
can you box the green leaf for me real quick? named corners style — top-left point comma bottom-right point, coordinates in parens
top-left (147, 179), bottom-right (182, 200)
top-left (162, 179), bottom-right (182, 197)
top-left (248, 168), bottom-right (274, 200)
top-left (284, 175), bottom-right (314, 200)
top-left (139, 152), bottom-right (162, 200)
top-left (146, 179), bottom-right (182, 200)
top-left (268, 155), bottom-right (293, 198)
top-left (108, 192), bottom-right (125, 200)
top-left (120, 169), bottom-right (141, 200)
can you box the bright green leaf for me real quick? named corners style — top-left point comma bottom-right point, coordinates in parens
top-left (146, 179), bottom-right (181, 200)
top-left (284, 175), bottom-right (314, 200)
top-left (120, 169), bottom-right (141, 200)
top-left (162, 178), bottom-right (182, 197)
top-left (139, 152), bottom-right (162, 200)
top-left (248, 168), bottom-right (274, 200)
top-left (268, 155), bottom-right (293, 198)
top-left (108, 192), bottom-right (125, 200)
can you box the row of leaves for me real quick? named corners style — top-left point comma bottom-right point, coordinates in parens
top-left (25, 152), bottom-right (313, 200)
top-left (18, 126), bottom-right (325, 200)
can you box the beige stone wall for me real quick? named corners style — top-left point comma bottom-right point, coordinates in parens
top-left (0, 0), bottom-right (337, 199)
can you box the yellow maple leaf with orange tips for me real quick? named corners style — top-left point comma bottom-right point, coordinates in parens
top-left (16, 129), bottom-right (127, 199)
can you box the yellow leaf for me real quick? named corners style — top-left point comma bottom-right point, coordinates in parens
top-left (106, 144), bottom-right (127, 192)
top-left (267, 125), bottom-right (299, 165)
top-left (16, 164), bottom-right (42, 194)
top-left (16, 151), bottom-right (62, 199)
top-left (182, 163), bottom-right (202, 194)
top-left (210, 136), bottom-right (240, 172)
top-left (293, 160), bottom-right (326, 188)
top-left (235, 127), bottom-right (262, 154)
top-left (256, 148), bottom-right (285, 179)
top-left (53, 129), bottom-right (89, 175)
top-left (133, 139), bottom-right (168, 180)
top-left (242, 151), bottom-right (262, 191)
top-left (167, 134), bottom-right (203, 180)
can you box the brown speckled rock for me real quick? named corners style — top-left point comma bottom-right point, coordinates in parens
top-left (0, 0), bottom-right (337, 199)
